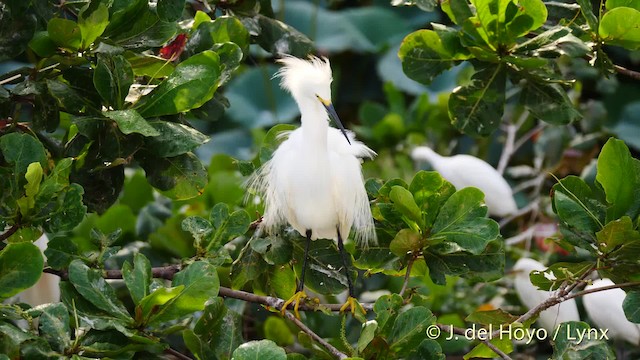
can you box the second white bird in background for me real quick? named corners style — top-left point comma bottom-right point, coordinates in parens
top-left (411, 146), bottom-right (517, 217)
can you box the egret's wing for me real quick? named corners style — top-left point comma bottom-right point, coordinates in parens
top-left (328, 129), bottom-right (377, 248)
top-left (246, 130), bottom-right (297, 235)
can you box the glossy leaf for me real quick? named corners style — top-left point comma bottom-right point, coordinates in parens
top-left (47, 18), bottom-right (81, 51)
top-left (187, 16), bottom-right (250, 56)
top-left (389, 229), bottom-right (423, 257)
top-left (431, 187), bottom-right (499, 254)
top-left (78, 3), bottom-right (109, 49)
top-left (231, 339), bottom-right (286, 360)
top-left (596, 216), bottom-right (640, 252)
top-left (551, 322), bottom-right (615, 358)
top-left (0, 133), bottom-right (47, 179)
top-left (389, 185), bottom-right (422, 225)
top-left (595, 138), bottom-right (640, 221)
top-left (142, 152), bottom-right (208, 200)
top-left (522, 81), bottom-right (581, 125)
top-left (39, 303), bottom-right (70, 353)
top-left (103, 110), bottom-right (158, 136)
top-left (622, 290), bottom-right (640, 322)
top-left (599, 7), bottom-right (640, 49)
top-left (0, 242), bottom-right (44, 300)
top-left (252, 15), bottom-right (313, 57)
top-left (147, 261), bottom-right (220, 324)
top-left (16, 162), bottom-right (43, 217)
top-left (68, 260), bottom-right (132, 321)
top-left (389, 307), bottom-right (436, 353)
top-left (94, 54), bottom-right (134, 110)
top-left (194, 298), bottom-right (243, 359)
top-left (45, 183), bottom-right (87, 233)
top-left (425, 239), bottom-right (504, 284)
top-left (263, 317), bottom-right (294, 346)
top-left (136, 50), bottom-right (221, 117)
top-left (449, 64), bottom-right (506, 136)
top-left (145, 121), bottom-right (209, 157)
top-left (122, 253), bottom-right (152, 305)
top-left (398, 27), bottom-right (470, 85)
top-left (157, 0), bottom-right (186, 22)
top-left (138, 286), bottom-right (184, 322)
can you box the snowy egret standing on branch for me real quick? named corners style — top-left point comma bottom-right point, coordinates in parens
top-left (249, 56), bottom-right (376, 316)
top-left (411, 146), bottom-right (517, 217)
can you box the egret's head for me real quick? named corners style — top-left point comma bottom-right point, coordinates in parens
top-left (275, 55), bottom-right (333, 101)
top-left (275, 55), bottom-right (351, 144)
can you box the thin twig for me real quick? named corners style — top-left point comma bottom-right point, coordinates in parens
top-left (284, 311), bottom-right (348, 359)
top-left (164, 346), bottom-right (193, 360)
top-left (437, 324), bottom-right (512, 360)
top-left (0, 223), bottom-right (20, 242)
top-left (497, 123), bottom-right (517, 175)
top-left (399, 257), bottom-right (415, 297)
top-left (564, 280), bottom-right (640, 302)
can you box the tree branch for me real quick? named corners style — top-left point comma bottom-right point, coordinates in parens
top-left (44, 265), bottom-right (374, 312)
top-left (399, 257), bottom-right (415, 298)
top-left (614, 64), bottom-right (640, 81)
top-left (0, 223), bottom-right (20, 242)
top-left (165, 346), bottom-right (193, 360)
top-left (284, 311), bottom-right (348, 359)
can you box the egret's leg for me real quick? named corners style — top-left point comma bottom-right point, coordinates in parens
top-left (297, 229), bottom-right (312, 292)
top-left (282, 230), bottom-right (313, 318)
top-left (337, 229), bottom-right (366, 317)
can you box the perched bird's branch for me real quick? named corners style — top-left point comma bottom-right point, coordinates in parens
top-left (284, 311), bottom-right (348, 359)
top-left (44, 265), bottom-right (375, 312)
top-left (614, 64), bottom-right (640, 81)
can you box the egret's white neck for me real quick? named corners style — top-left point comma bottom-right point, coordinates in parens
top-left (412, 146), bottom-right (443, 164)
top-left (297, 97), bottom-right (329, 152)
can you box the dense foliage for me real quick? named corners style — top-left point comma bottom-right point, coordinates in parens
top-left (1, 0), bottom-right (639, 359)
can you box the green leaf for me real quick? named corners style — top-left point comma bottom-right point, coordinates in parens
top-left (599, 7), bottom-right (640, 49)
top-left (264, 317), bottom-right (294, 346)
top-left (551, 322), bottom-right (615, 359)
top-left (552, 176), bottom-right (605, 249)
top-left (138, 286), bottom-right (184, 322)
top-left (606, 0), bottom-right (640, 10)
top-left (187, 16), bottom-right (250, 56)
top-left (622, 290), bottom-right (640, 322)
top-left (529, 261), bottom-right (594, 291)
top-left (408, 340), bottom-right (445, 360)
top-left (45, 183), bottom-right (87, 233)
top-left (194, 298), bottom-right (243, 359)
top-left (431, 188), bottom-right (499, 254)
top-left (577, 0), bottom-right (599, 30)
top-left (94, 54), bottom-right (134, 110)
top-left (78, 3), bottom-right (109, 49)
top-left (145, 121), bottom-right (209, 157)
top-left (252, 15), bottom-right (313, 57)
top-left (398, 27), bottom-right (470, 85)
top-left (209, 203), bottom-right (250, 246)
top-left (425, 239), bottom-right (504, 284)
top-left (595, 138), bottom-right (640, 221)
top-left (16, 162), bottom-right (43, 217)
top-left (28, 31), bottom-right (57, 58)
top-left (292, 238), bottom-right (354, 295)
top-left (0, 132), bottom-right (47, 179)
top-left (47, 18), bottom-right (82, 51)
top-left (389, 229), bottom-right (423, 257)
top-left (136, 50), bottom-right (222, 117)
top-left (125, 51), bottom-right (175, 78)
top-left (0, 242), bottom-right (44, 300)
top-left (157, 0), bottom-right (186, 22)
top-left (44, 236), bottom-right (80, 270)
top-left (389, 186), bottom-right (423, 225)
top-left (357, 320), bottom-right (377, 353)
top-left (464, 337), bottom-right (513, 359)
top-left (522, 81), bottom-right (581, 125)
top-left (103, 110), bottom-right (157, 137)
top-left (409, 171), bottom-right (455, 229)
top-left (39, 303), bottom-right (70, 353)
top-left (147, 261), bottom-right (220, 324)
top-left (142, 152), bottom-right (208, 200)
top-left (231, 339), bottom-right (286, 360)
top-left (596, 216), bottom-right (640, 252)
top-left (449, 64), bottom-right (506, 137)
top-left (373, 294), bottom-right (405, 336)
top-left (184, 329), bottom-right (215, 360)
top-left (122, 253), bottom-right (152, 305)
top-left (0, 7), bottom-right (36, 62)
top-left (182, 216), bottom-right (213, 246)
top-left (389, 307), bottom-right (436, 352)
top-left (505, 0), bottom-right (548, 39)
top-left (46, 79), bottom-right (98, 114)
top-left (68, 260), bottom-right (132, 321)
top-left (465, 309), bottom-right (517, 325)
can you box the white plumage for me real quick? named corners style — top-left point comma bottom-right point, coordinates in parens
top-left (513, 258), bottom-right (580, 332)
top-left (583, 278), bottom-right (640, 344)
top-left (249, 56), bottom-right (376, 246)
top-left (411, 146), bottom-right (517, 217)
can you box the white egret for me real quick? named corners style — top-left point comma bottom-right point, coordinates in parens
top-left (249, 56), bottom-right (376, 316)
top-left (583, 278), bottom-right (640, 345)
top-left (16, 234), bottom-right (60, 306)
top-left (513, 258), bottom-right (580, 332)
top-left (411, 146), bottom-right (517, 217)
